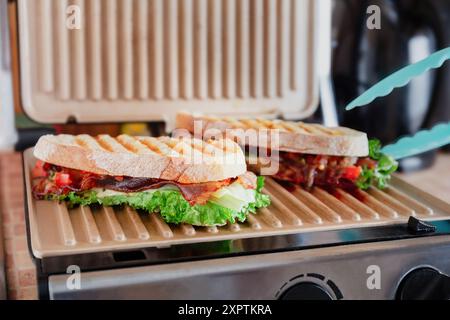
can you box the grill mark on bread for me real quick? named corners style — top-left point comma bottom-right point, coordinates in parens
top-left (95, 136), bottom-right (114, 152)
top-left (131, 136), bottom-right (157, 154)
top-left (136, 137), bottom-right (162, 153)
top-left (223, 117), bottom-right (246, 128)
top-left (252, 119), bottom-right (266, 129)
top-left (159, 137), bottom-right (181, 156)
top-left (161, 137), bottom-right (187, 155)
top-left (279, 121), bottom-right (303, 133)
top-left (97, 135), bottom-right (130, 153)
top-left (75, 134), bottom-right (105, 151)
top-left (137, 137), bottom-right (180, 157)
top-left (237, 119), bottom-right (254, 129)
top-left (310, 124), bottom-right (343, 136)
top-left (190, 139), bottom-right (215, 157)
top-left (307, 124), bottom-right (330, 135)
top-left (115, 136), bottom-right (138, 153)
top-left (256, 118), bottom-right (275, 129)
top-left (75, 135), bottom-right (106, 151)
top-left (203, 115), bottom-right (220, 122)
top-left (296, 123), bottom-right (316, 134)
top-left (239, 119), bottom-right (263, 129)
top-left (159, 137), bottom-right (204, 158)
top-left (74, 136), bottom-right (88, 148)
top-left (115, 135), bottom-right (154, 154)
top-left (257, 118), bottom-right (292, 131)
top-left (269, 120), bottom-right (289, 131)
top-left (155, 138), bottom-right (181, 156)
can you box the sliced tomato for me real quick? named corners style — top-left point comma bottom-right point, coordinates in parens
top-left (54, 172), bottom-right (72, 187)
top-left (32, 160), bottom-right (48, 178)
top-left (343, 166), bottom-right (362, 181)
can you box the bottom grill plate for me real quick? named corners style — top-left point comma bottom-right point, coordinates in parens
top-left (23, 148), bottom-right (450, 258)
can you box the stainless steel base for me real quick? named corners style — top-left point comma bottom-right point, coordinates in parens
top-left (48, 235), bottom-right (450, 299)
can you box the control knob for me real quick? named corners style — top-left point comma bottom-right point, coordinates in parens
top-left (397, 267), bottom-right (450, 300)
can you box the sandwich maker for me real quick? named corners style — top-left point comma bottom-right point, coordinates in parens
top-left (13, 0), bottom-right (450, 299)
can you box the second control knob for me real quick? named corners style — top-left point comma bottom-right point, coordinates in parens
top-left (397, 267), bottom-right (450, 300)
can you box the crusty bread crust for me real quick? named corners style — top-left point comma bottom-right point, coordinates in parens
top-left (175, 111), bottom-right (369, 157)
top-left (33, 134), bottom-right (247, 183)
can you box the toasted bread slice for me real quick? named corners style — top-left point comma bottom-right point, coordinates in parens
top-left (33, 134), bottom-right (246, 183)
top-left (176, 112), bottom-right (369, 157)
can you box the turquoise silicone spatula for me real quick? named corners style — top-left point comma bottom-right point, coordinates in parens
top-left (381, 122), bottom-right (450, 160)
top-left (346, 47), bottom-right (450, 111)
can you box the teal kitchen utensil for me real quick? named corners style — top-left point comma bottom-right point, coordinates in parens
top-left (346, 47), bottom-right (450, 110)
top-left (381, 122), bottom-right (450, 160)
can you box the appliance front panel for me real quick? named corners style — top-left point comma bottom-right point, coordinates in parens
top-left (48, 236), bottom-right (450, 299)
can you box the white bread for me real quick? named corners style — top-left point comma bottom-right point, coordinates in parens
top-left (33, 134), bottom-right (247, 183)
top-left (175, 111), bottom-right (369, 157)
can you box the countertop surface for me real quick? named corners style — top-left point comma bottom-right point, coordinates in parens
top-left (0, 151), bottom-right (449, 300)
top-left (398, 153), bottom-right (450, 204)
top-left (0, 152), bottom-right (37, 300)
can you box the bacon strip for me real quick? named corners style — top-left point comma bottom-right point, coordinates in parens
top-left (97, 177), bottom-right (233, 205)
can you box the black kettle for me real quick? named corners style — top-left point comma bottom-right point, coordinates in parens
top-left (332, 0), bottom-right (450, 172)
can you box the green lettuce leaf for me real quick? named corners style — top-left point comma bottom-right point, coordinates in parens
top-left (356, 139), bottom-right (398, 189)
top-left (55, 177), bottom-right (271, 226)
top-left (368, 138), bottom-right (382, 160)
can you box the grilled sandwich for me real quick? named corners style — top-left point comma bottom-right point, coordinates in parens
top-left (175, 112), bottom-right (398, 190)
top-left (32, 134), bottom-right (270, 226)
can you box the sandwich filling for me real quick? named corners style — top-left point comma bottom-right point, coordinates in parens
top-left (32, 162), bottom-right (270, 226)
top-left (257, 139), bottom-right (398, 190)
